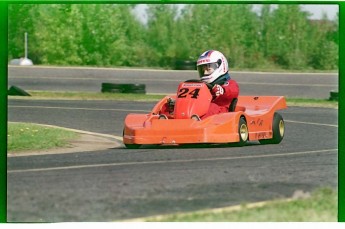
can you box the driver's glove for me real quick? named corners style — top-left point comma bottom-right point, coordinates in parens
top-left (211, 84), bottom-right (224, 97)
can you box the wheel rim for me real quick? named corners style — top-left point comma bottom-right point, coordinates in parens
top-left (279, 120), bottom-right (285, 137)
top-left (240, 123), bottom-right (248, 141)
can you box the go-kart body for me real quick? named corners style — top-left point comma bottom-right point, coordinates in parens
top-left (123, 80), bottom-right (287, 147)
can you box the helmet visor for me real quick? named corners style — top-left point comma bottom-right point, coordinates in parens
top-left (197, 63), bottom-right (219, 77)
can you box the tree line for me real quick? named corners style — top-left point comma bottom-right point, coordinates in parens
top-left (8, 4), bottom-right (338, 70)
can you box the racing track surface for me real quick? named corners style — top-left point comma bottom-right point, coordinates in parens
top-left (7, 99), bottom-right (338, 222)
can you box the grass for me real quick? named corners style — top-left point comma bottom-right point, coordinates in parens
top-left (9, 91), bottom-right (339, 108)
top-left (140, 188), bottom-right (337, 222)
top-left (7, 122), bottom-right (78, 152)
top-left (286, 98), bottom-right (338, 109)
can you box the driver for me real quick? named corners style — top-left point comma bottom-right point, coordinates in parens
top-left (159, 50), bottom-right (239, 120)
top-left (196, 50), bottom-right (239, 120)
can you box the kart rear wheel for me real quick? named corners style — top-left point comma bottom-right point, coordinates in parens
top-left (259, 112), bottom-right (285, 145)
top-left (237, 117), bottom-right (248, 147)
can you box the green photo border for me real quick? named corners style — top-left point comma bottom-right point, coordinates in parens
top-left (0, 1), bottom-right (7, 224)
top-left (0, 0), bottom-right (343, 223)
top-left (338, 0), bottom-right (344, 223)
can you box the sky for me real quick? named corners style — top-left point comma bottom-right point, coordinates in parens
top-left (133, 4), bottom-right (339, 24)
top-left (300, 4), bottom-right (338, 19)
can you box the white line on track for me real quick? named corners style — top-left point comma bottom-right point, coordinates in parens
top-left (8, 148), bottom-right (337, 174)
top-left (8, 122), bottom-right (122, 141)
top-left (285, 120), bottom-right (338, 127)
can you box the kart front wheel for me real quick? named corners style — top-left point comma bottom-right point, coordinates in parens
top-left (259, 112), bottom-right (285, 145)
top-left (237, 117), bottom-right (249, 147)
top-left (124, 144), bottom-right (142, 149)
top-left (123, 129), bottom-right (142, 149)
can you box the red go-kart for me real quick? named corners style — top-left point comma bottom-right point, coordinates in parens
top-left (123, 80), bottom-right (287, 148)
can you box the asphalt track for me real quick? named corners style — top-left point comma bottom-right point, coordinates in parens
top-left (7, 98), bottom-right (338, 222)
top-left (8, 66), bottom-right (338, 99)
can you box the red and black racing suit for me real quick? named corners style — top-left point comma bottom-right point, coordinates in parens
top-left (201, 73), bottom-right (239, 119)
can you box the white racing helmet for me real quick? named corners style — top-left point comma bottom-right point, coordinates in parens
top-left (196, 50), bottom-right (229, 84)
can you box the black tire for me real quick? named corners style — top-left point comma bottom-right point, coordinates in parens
top-left (127, 89), bottom-right (146, 94)
top-left (124, 144), bottom-right (142, 149)
top-left (102, 88), bottom-right (146, 94)
top-left (8, 85), bottom-right (31, 96)
top-left (259, 113), bottom-right (285, 145)
top-left (236, 117), bottom-right (248, 147)
top-left (101, 83), bottom-right (123, 89)
top-left (329, 91), bottom-right (338, 101)
top-left (101, 88), bottom-right (123, 93)
top-left (175, 60), bottom-right (197, 70)
top-left (125, 84), bottom-right (146, 90)
top-left (101, 83), bottom-right (146, 93)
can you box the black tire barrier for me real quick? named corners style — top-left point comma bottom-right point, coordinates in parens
top-left (8, 85), bottom-right (31, 96)
top-left (175, 60), bottom-right (197, 70)
top-left (329, 91), bottom-right (338, 101)
top-left (101, 83), bottom-right (146, 94)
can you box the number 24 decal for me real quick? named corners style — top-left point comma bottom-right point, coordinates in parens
top-left (178, 88), bottom-right (200, 99)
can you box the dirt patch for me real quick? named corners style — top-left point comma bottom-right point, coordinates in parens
top-left (8, 133), bottom-right (122, 157)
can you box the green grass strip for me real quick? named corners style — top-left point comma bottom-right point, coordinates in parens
top-left (8, 122), bottom-right (78, 152)
top-left (141, 188), bottom-right (337, 222)
top-left (286, 98), bottom-right (338, 109)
